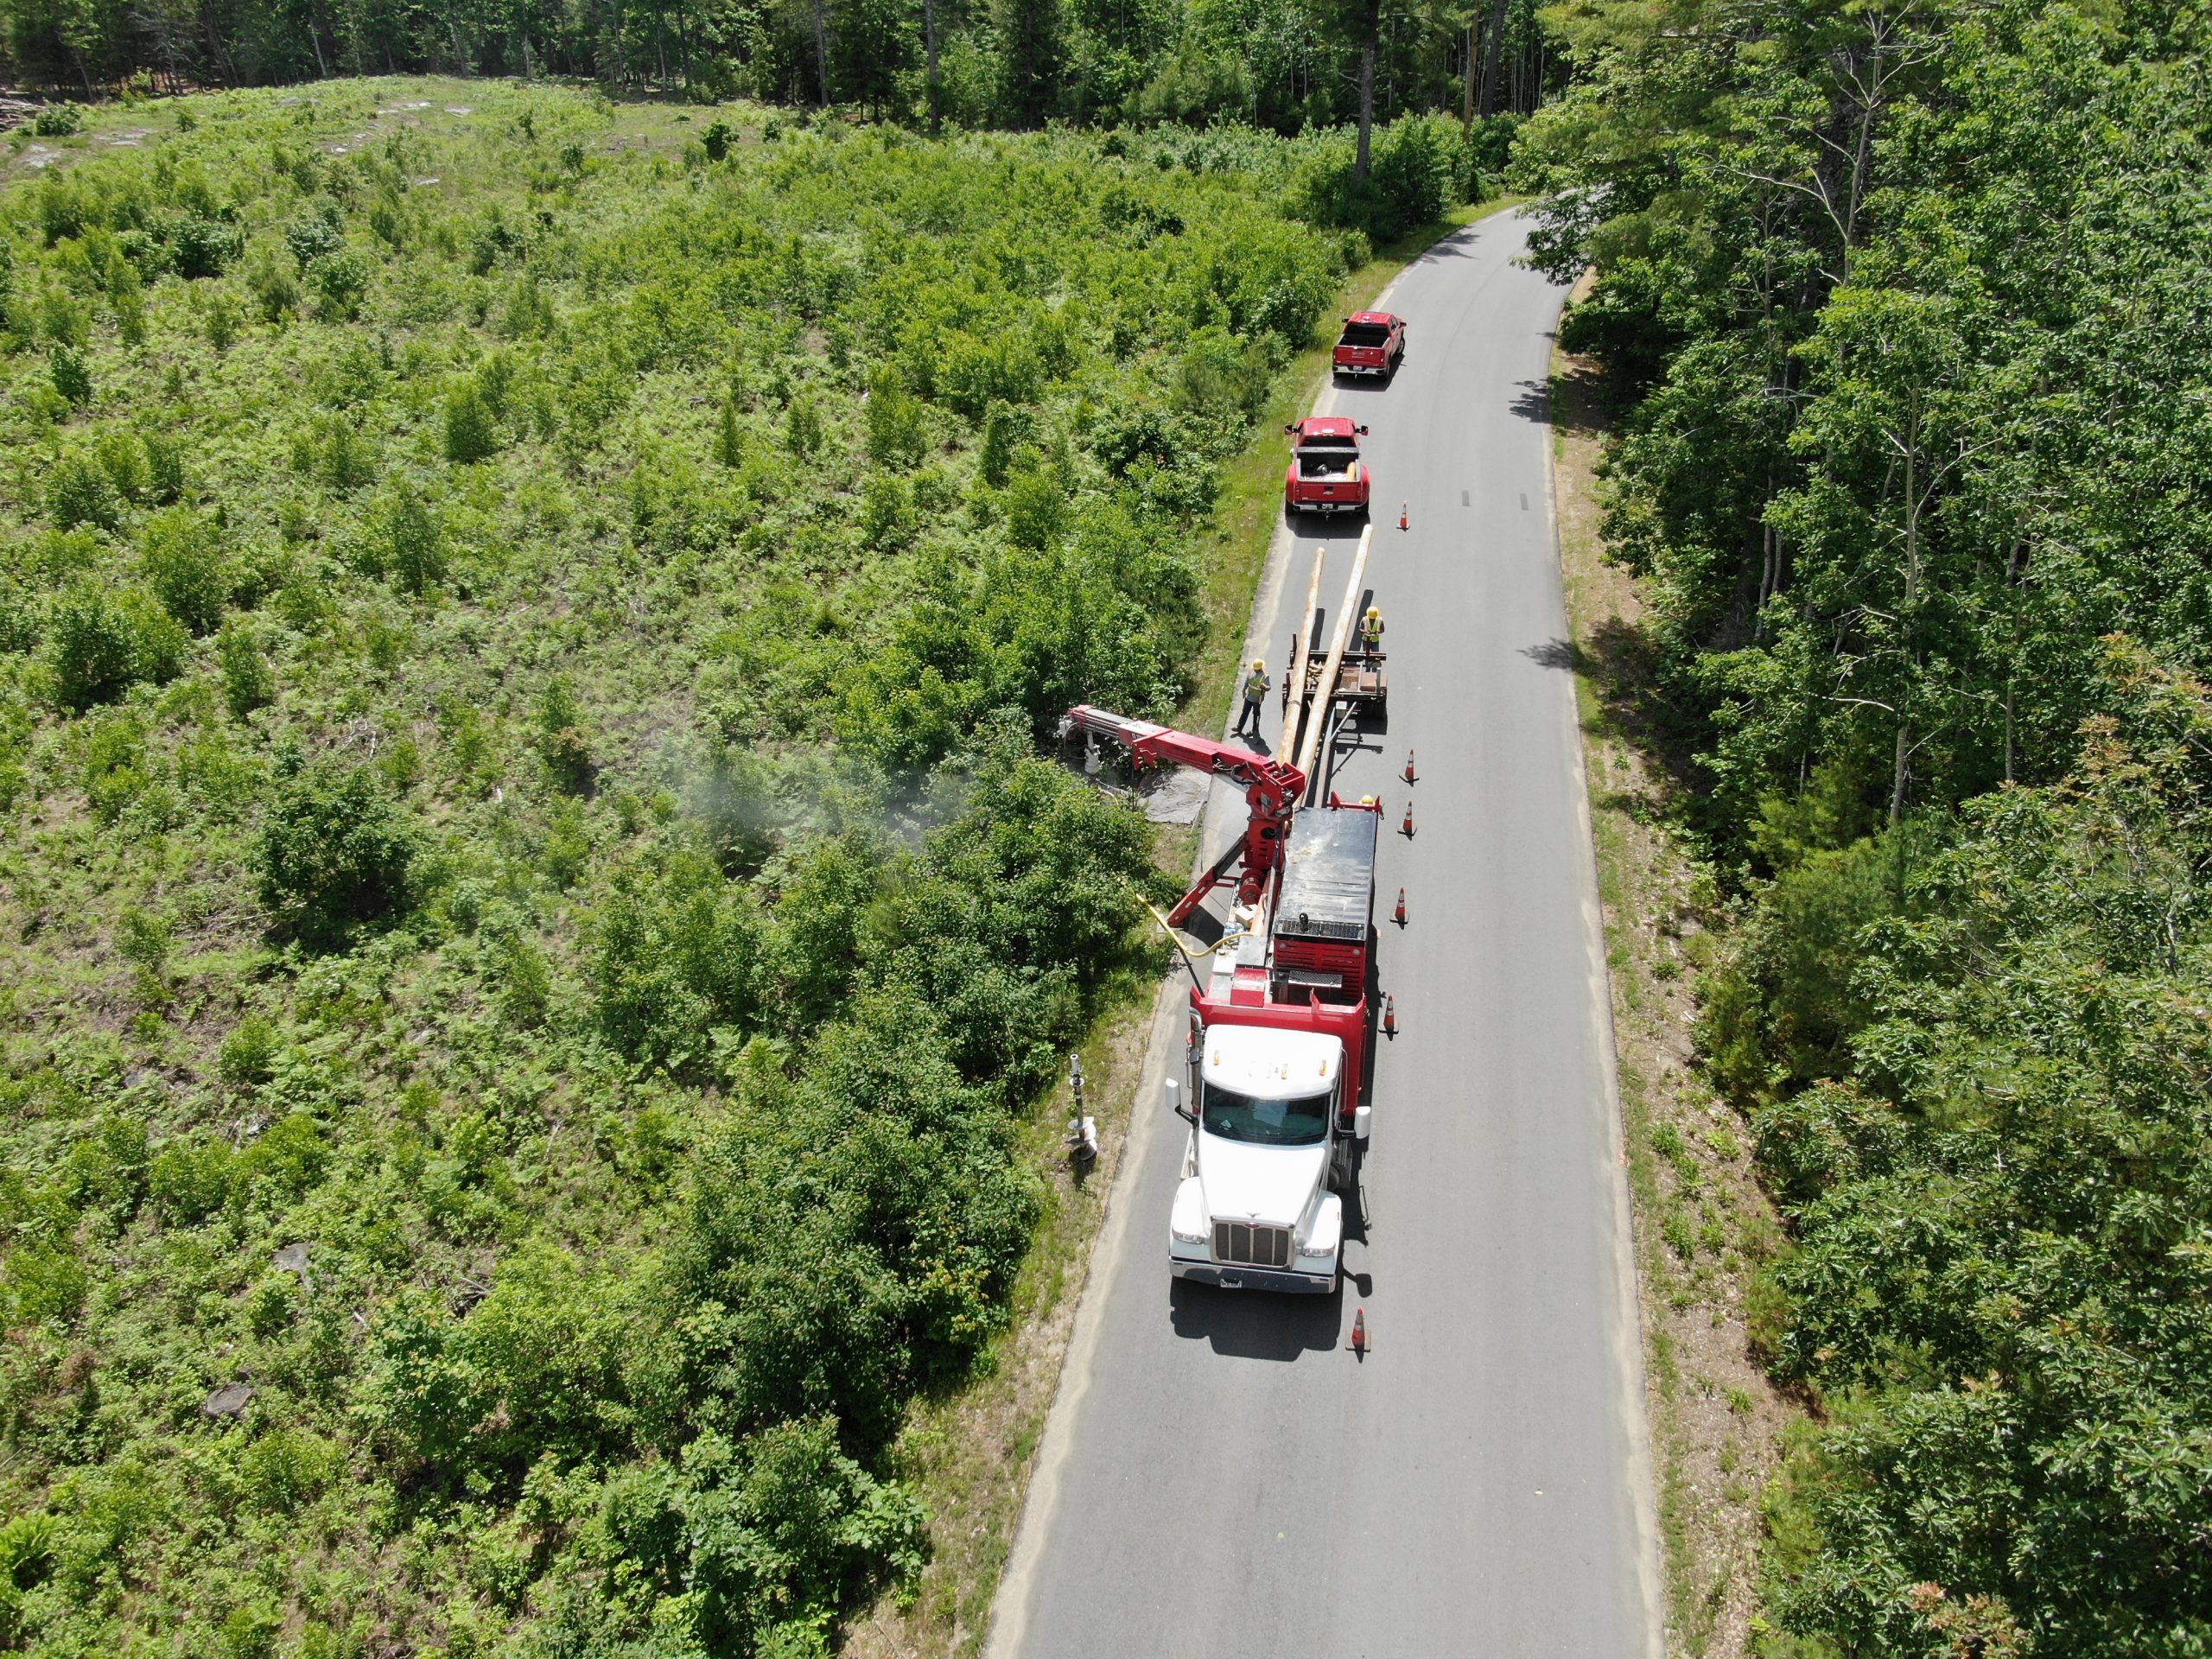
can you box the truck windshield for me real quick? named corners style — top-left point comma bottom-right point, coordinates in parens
top-left (1202, 1084), bottom-right (1331, 1146)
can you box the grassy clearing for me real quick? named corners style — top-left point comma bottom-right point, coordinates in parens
top-left (1548, 275), bottom-right (1800, 1659)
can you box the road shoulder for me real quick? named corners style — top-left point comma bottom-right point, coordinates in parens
top-left (1549, 271), bottom-right (1802, 1658)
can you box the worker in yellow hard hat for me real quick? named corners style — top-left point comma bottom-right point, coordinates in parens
top-left (1359, 605), bottom-right (1385, 654)
top-left (1234, 657), bottom-right (1270, 739)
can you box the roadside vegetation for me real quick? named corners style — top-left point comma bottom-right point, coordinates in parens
top-left (0, 79), bottom-right (1505, 1657)
top-left (1524, 5), bottom-right (2212, 1656)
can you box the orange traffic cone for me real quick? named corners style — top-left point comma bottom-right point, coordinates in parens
top-left (1397, 501), bottom-right (1408, 531)
top-left (1383, 994), bottom-right (1397, 1038)
top-left (1403, 748), bottom-right (1417, 785)
top-left (1393, 887), bottom-right (1406, 927)
top-left (1351, 1306), bottom-right (1369, 1354)
top-left (1402, 801), bottom-right (1416, 838)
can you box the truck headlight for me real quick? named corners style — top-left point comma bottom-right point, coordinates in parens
top-left (1296, 1194), bottom-right (1344, 1261)
top-left (1170, 1177), bottom-right (1210, 1246)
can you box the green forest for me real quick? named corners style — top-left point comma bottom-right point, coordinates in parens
top-left (0, 82), bottom-right (1515, 1656)
top-left (0, 0), bottom-right (1562, 137)
top-left (1523, 0), bottom-right (2212, 1654)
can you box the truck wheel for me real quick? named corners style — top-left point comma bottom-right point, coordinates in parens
top-left (1329, 1140), bottom-right (1355, 1193)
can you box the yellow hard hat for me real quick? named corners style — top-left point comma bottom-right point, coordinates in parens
top-left (1366, 607), bottom-right (1380, 620)
top-left (1252, 658), bottom-right (1265, 671)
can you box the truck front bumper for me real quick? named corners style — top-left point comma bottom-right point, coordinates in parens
top-left (1172, 1257), bottom-right (1338, 1294)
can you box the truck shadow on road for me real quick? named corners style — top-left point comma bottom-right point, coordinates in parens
top-left (1168, 1280), bottom-right (1348, 1360)
top-left (1166, 1192), bottom-right (1370, 1361)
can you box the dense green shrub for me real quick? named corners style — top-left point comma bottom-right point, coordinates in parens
top-left (217, 620), bottom-right (276, 716)
top-left (139, 506), bottom-right (228, 633)
top-left (865, 371), bottom-right (927, 470)
top-left (247, 256), bottom-right (302, 322)
top-left (45, 451), bottom-right (119, 531)
top-left (148, 1136), bottom-right (236, 1224)
top-left (219, 1011), bottom-right (281, 1088)
top-left (46, 583), bottom-right (183, 710)
top-left (380, 487), bottom-right (445, 594)
top-left (442, 382), bottom-right (498, 463)
top-left (255, 752), bottom-right (418, 945)
top-left (201, 291), bottom-right (238, 350)
top-left (784, 395), bottom-right (823, 458)
top-left (715, 396), bottom-right (744, 467)
top-left (534, 677), bottom-right (594, 793)
top-left (48, 344), bottom-right (92, 408)
top-left (283, 211), bottom-right (344, 270)
top-left (168, 214), bottom-right (243, 279)
top-left (592, 850), bottom-right (764, 1071)
top-left (307, 251), bottom-right (370, 320)
top-left (315, 416), bottom-right (378, 494)
top-left (142, 430), bottom-right (186, 504)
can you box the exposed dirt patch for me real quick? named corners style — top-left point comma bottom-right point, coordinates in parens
top-left (1551, 270), bottom-right (1800, 1659)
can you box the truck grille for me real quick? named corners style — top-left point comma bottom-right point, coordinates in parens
top-left (1214, 1221), bottom-right (1293, 1268)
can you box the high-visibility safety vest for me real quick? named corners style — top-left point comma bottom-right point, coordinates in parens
top-left (1243, 671), bottom-right (1270, 703)
top-left (1360, 616), bottom-right (1384, 649)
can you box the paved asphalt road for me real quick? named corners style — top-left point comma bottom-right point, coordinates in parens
top-left (987, 213), bottom-right (1662, 1659)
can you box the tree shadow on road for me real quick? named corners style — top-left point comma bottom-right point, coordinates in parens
top-left (1522, 618), bottom-right (1709, 820)
top-left (1509, 366), bottom-right (1608, 435)
top-left (1168, 1280), bottom-right (1346, 1360)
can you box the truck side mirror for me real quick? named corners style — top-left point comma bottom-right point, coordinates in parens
top-left (1356, 424), bottom-right (1370, 435)
top-left (1353, 1105), bottom-right (1372, 1142)
top-left (1166, 1078), bottom-right (1197, 1125)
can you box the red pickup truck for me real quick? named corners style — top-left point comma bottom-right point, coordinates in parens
top-left (1283, 416), bottom-right (1371, 519)
top-left (1332, 311), bottom-right (1405, 380)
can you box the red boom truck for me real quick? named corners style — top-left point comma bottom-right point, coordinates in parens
top-left (1059, 542), bottom-right (1388, 1292)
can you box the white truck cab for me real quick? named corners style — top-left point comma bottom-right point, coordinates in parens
top-left (1168, 1022), bottom-right (1365, 1294)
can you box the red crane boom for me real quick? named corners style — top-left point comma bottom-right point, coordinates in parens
top-left (1058, 704), bottom-right (1306, 925)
